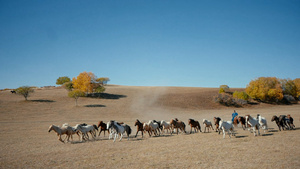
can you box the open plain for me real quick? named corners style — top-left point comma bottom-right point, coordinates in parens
top-left (0, 85), bottom-right (299, 168)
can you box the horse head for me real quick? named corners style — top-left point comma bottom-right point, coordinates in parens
top-left (48, 125), bottom-right (54, 132)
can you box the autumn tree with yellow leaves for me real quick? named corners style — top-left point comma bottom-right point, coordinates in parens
top-left (245, 77), bottom-right (283, 103)
top-left (72, 71), bottom-right (96, 94)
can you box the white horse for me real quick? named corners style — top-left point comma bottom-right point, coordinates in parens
top-left (107, 120), bottom-right (131, 142)
top-left (219, 121), bottom-right (235, 139)
top-left (160, 120), bottom-right (172, 134)
top-left (257, 114), bottom-right (268, 132)
top-left (74, 124), bottom-right (96, 141)
top-left (145, 120), bottom-right (160, 136)
top-left (61, 123), bottom-right (80, 141)
top-left (245, 115), bottom-right (260, 136)
top-left (203, 119), bottom-right (214, 133)
top-left (48, 124), bottom-right (74, 143)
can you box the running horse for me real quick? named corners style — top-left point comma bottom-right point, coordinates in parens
top-left (134, 119), bottom-right (144, 138)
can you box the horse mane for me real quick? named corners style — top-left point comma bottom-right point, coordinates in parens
top-left (189, 119), bottom-right (195, 123)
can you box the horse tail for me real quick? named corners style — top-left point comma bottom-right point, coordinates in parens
top-left (128, 126), bottom-right (132, 135)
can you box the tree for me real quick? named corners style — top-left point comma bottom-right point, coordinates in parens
top-left (245, 77), bottom-right (283, 103)
top-left (56, 76), bottom-right (71, 85)
top-left (15, 86), bottom-right (34, 100)
top-left (68, 89), bottom-right (85, 106)
top-left (280, 79), bottom-right (297, 98)
top-left (63, 81), bottom-right (73, 91)
top-left (293, 78), bottom-right (300, 98)
top-left (96, 77), bottom-right (110, 86)
top-left (72, 72), bottom-right (96, 94)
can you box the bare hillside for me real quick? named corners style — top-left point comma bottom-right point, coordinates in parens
top-left (0, 85), bottom-right (299, 168)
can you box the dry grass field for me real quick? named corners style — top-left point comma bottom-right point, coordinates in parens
top-left (0, 85), bottom-right (299, 168)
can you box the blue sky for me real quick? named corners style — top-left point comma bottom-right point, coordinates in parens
top-left (1, 0), bottom-right (299, 89)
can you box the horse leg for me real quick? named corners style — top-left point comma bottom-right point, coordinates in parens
top-left (135, 130), bottom-right (139, 138)
top-left (119, 133), bottom-right (123, 141)
top-left (98, 130), bottom-right (102, 137)
top-left (58, 135), bottom-right (64, 143)
top-left (113, 133), bottom-right (117, 142)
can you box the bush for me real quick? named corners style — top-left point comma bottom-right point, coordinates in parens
top-left (214, 93), bottom-right (245, 107)
top-left (219, 85), bottom-right (230, 93)
top-left (246, 77), bottom-right (283, 103)
top-left (233, 91), bottom-right (250, 101)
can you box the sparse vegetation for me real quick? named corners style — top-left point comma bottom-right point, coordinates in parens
top-left (15, 86), bottom-right (34, 100)
top-left (68, 89), bottom-right (85, 106)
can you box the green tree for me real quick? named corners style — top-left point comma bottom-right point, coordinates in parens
top-left (68, 89), bottom-right (85, 106)
top-left (63, 81), bottom-right (73, 91)
top-left (15, 86), bottom-right (34, 100)
top-left (96, 77), bottom-right (110, 86)
top-left (56, 76), bottom-right (71, 85)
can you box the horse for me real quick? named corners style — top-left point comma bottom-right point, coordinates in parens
top-left (238, 116), bottom-right (247, 130)
top-left (74, 124), bottom-right (97, 141)
top-left (143, 123), bottom-right (154, 137)
top-left (287, 114), bottom-right (295, 129)
top-left (170, 118), bottom-right (186, 135)
top-left (61, 123), bottom-right (81, 142)
top-left (143, 120), bottom-right (160, 137)
top-left (219, 121), bottom-right (235, 139)
top-left (188, 119), bottom-right (201, 134)
top-left (107, 120), bottom-right (131, 142)
top-left (213, 117), bottom-right (222, 133)
top-left (271, 115), bottom-right (285, 131)
top-left (233, 116), bottom-right (239, 128)
top-left (153, 120), bottom-right (163, 131)
top-left (203, 119), bottom-right (214, 133)
top-left (48, 124), bottom-right (74, 143)
top-left (11, 90), bottom-right (16, 94)
top-left (257, 114), bottom-right (268, 132)
top-left (245, 115), bottom-right (260, 136)
top-left (134, 119), bottom-right (144, 138)
top-left (97, 121), bottom-right (110, 137)
top-left (160, 120), bottom-right (172, 134)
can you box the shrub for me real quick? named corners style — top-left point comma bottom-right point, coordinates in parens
top-left (233, 91), bottom-right (250, 101)
top-left (219, 85), bottom-right (230, 93)
top-left (246, 77), bottom-right (283, 103)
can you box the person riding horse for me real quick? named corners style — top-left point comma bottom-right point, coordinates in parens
top-left (232, 110), bottom-right (238, 122)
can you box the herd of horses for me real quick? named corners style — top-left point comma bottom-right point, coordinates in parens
top-left (48, 114), bottom-right (296, 143)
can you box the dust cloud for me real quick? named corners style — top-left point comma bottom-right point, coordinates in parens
top-left (130, 87), bottom-right (175, 122)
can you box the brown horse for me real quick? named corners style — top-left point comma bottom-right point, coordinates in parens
top-left (287, 114), bottom-right (295, 128)
top-left (97, 121), bottom-right (109, 137)
top-left (188, 119), bottom-right (201, 133)
top-left (170, 118), bottom-right (186, 135)
top-left (233, 116), bottom-right (239, 127)
top-left (213, 117), bottom-right (221, 133)
top-left (134, 119), bottom-right (144, 138)
top-left (238, 116), bottom-right (247, 130)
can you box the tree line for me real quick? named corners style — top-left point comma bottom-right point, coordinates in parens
top-left (216, 77), bottom-right (300, 106)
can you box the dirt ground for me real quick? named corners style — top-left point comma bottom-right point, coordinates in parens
top-left (0, 85), bottom-right (299, 168)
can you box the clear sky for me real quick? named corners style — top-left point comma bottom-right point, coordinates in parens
top-left (1, 0), bottom-right (299, 89)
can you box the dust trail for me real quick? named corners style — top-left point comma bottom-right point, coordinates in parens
top-left (130, 87), bottom-right (175, 122)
